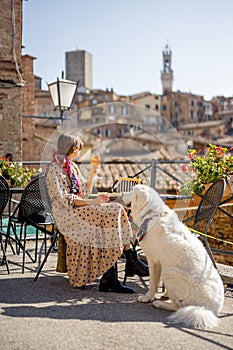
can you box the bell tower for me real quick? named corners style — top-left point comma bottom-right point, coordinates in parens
top-left (161, 43), bottom-right (174, 94)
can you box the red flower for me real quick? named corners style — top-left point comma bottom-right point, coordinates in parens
top-left (182, 165), bottom-right (188, 172)
top-left (216, 146), bottom-right (224, 156)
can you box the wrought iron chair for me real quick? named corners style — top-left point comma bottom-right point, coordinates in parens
top-left (7, 173), bottom-right (58, 273)
top-left (117, 177), bottom-right (142, 193)
top-left (184, 178), bottom-right (226, 269)
top-left (111, 176), bottom-right (141, 194)
top-left (0, 175), bottom-right (10, 273)
top-left (33, 174), bottom-right (60, 281)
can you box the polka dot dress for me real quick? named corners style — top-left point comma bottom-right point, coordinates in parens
top-left (46, 163), bottom-right (132, 288)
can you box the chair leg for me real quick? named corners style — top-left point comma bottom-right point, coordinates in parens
top-left (16, 222), bottom-right (24, 255)
top-left (5, 222), bottom-right (17, 256)
top-left (21, 225), bottom-right (42, 273)
top-left (34, 231), bottom-right (58, 281)
top-left (203, 239), bottom-right (218, 270)
top-left (0, 239), bottom-right (10, 274)
top-left (22, 227), bottom-right (27, 273)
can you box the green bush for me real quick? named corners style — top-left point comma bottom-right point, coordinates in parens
top-left (0, 160), bottom-right (38, 187)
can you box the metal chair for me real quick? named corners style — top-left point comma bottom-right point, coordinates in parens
top-left (111, 176), bottom-right (141, 194)
top-left (117, 177), bottom-right (141, 193)
top-left (184, 179), bottom-right (226, 269)
top-left (7, 173), bottom-right (58, 273)
top-left (0, 175), bottom-right (10, 273)
top-left (33, 174), bottom-right (59, 281)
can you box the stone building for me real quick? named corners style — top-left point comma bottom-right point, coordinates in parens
top-left (0, 0), bottom-right (23, 160)
top-left (161, 43), bottom-right (174, 94)
top-left (65, 49), bottom-right (93, 90)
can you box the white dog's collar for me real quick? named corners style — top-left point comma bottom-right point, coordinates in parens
top-left (135, 218), bottom-right (152, 242)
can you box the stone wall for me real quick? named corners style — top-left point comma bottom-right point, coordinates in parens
top-left (21, 54), bottom-right (37, 161)
top-left (0, 0), bottom-right (23, 160)
top-left (21, 55), bottom-right (35, 116)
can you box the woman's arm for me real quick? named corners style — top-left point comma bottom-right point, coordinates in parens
top-left (46, 165), bottom-right (76, 209)
top-left (74, 193), bottom-right (109, 207)
top-left (47, 164), bottom-right (109, 208)
top-left (86, 167), bottom-right (97, 192)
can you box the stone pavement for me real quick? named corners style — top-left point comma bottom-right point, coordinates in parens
top-left (0, 243), bottom-right (233, 350)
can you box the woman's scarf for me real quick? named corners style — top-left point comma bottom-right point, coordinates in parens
top-left (47, 151), bottom-right (83, 196)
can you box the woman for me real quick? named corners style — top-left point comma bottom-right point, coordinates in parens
top-left (46, 133), bottom-right (148, 293)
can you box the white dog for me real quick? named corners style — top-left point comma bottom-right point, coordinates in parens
top-left (123, 184), bottom-right (224, 329)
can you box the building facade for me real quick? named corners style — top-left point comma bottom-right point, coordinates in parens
top-left (20, 39), bottom-right (233, 161)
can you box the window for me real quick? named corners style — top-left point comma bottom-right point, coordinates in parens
top-left (103, 128), bottom-right (111, 137)
top-left (117, 128), bottom-right (122, 137)
top-left (121, 106), bottom-right (128, 115)
top-left (109, 105), bottom-right (115, 114)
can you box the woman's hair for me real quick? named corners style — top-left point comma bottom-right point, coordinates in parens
top-left (57, 134), bottom-right (83, 156)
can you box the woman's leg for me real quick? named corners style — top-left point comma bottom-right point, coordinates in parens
top-left (99, 245), bottom-right (149, 293)
top-left (124, 247), bottom-right (149, 277)
top-left (99, 265), bottom-right (135, 293)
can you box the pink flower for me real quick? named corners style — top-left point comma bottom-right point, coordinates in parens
top-left (182, 165), bottom-right (188, 172)
top-left (216, 146), bottom-right (224, 156)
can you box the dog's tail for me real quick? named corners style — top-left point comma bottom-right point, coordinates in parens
top-left (167, 306), bottom-right (220, 329)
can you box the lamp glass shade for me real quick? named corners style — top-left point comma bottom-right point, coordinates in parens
top-left (48, 79), bottom-right (77, 110)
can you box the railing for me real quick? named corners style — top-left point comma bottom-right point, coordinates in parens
top-left (150, 158), bottom-right (188, 189)
top-left (21, 158), bottom-right (190, 191)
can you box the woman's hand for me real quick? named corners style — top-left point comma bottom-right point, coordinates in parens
top-left (74, 193), bottom-right (110, 207)
top-left (91, 193), bottom-right (109, 205)
top-left (74, 194), bottom-right (109, 207)
top-left (99, 193), bottom-right (110, 202)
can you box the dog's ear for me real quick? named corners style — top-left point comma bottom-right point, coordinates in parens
top-left (132, 186), bottom-right (150, 211)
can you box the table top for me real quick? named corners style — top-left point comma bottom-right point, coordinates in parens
top-left (160, 194), bottom-right (193, 201)
top-left (91, 192), bottom-right (193, 202)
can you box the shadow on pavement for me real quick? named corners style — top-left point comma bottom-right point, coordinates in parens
top-left (0, 275), bottom-right (169, 323)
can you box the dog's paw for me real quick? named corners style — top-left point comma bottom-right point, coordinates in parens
top-left (138, 294), bottom-right (153, 303)
top-left (152, 300), bottom-right (164, 309)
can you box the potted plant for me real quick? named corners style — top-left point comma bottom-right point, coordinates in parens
top-left (179, 144), bottom-right (233, 196)
top-left (0, 159), bottom-right (38, 187)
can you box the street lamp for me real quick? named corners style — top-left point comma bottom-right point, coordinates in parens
top-left (48, 77), bottom-right (79, 121)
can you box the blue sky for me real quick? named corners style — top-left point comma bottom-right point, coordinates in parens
top-left (23, 0), bottom-right (233, 100)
